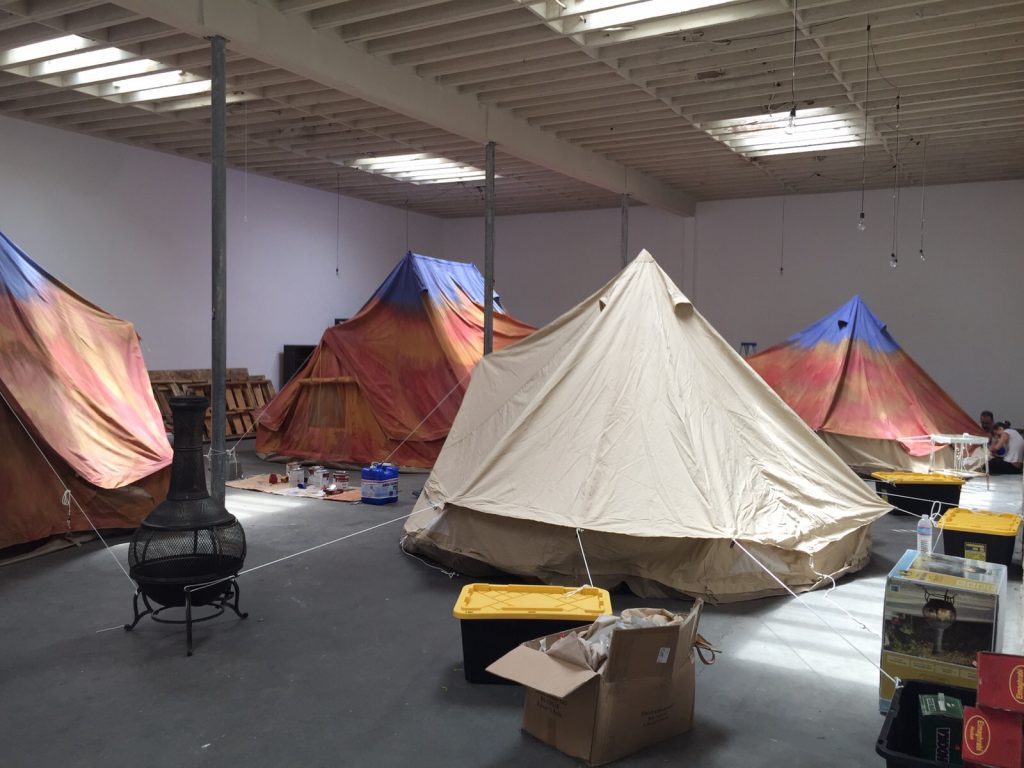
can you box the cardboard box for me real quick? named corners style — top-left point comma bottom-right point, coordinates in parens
top-left (487, 602), bottom-right (704, 766)
top-left (962, 706), bottom-right (1024, 768)
top-left (879, 550), bottom-right (1008, 713)
top-left (918, 693), bottom-right (965, 764)
top-left (977, 653), bottom-right (1024, 715)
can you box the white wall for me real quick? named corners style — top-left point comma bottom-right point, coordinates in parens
top-left (443, 180), bottom-right (1021, 426)
top-left (3, 113), bottom-right (1020, 424)
top-left (442, 205), bottom-right (690, 326)
top-left (0, 115), bottom-right (444, 388)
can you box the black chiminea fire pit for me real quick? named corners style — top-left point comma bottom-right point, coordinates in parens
top-left (124, 395), bottom-right (247, 655)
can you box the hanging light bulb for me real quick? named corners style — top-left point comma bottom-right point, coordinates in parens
top-left (857, 211), bottom-right (866, 231)
top-left (890, 252), bottom-right (898, 269)
top-left (919, 248), bottom-right (926, 261)
top-left (786, 106), bottom-right (797, 135)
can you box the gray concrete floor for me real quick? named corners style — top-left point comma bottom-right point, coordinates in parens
top-left (1, 444), bottom-right (1021, 768)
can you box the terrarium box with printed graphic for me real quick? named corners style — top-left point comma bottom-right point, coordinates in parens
top-left (879, 550), bottom-right (1008, 714)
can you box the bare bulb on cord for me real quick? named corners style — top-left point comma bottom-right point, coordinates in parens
top-left (889, 253), bottom-right (898, 269)
top-left (786, 106), bottom-right (796, 135)
top-left (919, 248), bottom-right (926, 261)
top-left (857, 212), bottom-right (866, 231)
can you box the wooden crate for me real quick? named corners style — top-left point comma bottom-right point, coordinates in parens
top-left (148, 369), bottom-right (276, 441)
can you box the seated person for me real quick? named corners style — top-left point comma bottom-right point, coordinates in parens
top-left (980, 410), bottom-right (995, 435)
top-left (988, 422), bottom-right (1024, 475)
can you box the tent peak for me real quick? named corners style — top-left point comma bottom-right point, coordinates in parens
top-left (619, 248), bottom-right (692, 307)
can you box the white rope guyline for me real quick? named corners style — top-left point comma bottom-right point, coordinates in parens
top-left (379, 370), bottom-right (473, 466)
top-left (0, 386), bottom-right (135, 587)
top-left (731, 538), bottom-right (901, 687)
top-left (203, 403), bottom-right (274, 461)
top-left (576, 527), bottom-right (594, 587)
top-left (184, 512), bottom-right (414, 594)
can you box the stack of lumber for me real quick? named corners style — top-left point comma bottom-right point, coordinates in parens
top-left (148, 368), bottom-right (276, 441)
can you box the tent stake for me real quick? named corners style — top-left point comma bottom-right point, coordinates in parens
top-left (210, 34), bottom-right (227, 504)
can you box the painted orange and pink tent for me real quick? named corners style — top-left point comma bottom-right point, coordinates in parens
top-left (747, 295), bottom-right (980, 472)
top-left (0, 231), bottom-right (171, 553)
top-left (256, 252), bottom-right (534, 468)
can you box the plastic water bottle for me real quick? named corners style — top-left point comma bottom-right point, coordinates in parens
top-left (916, 515), bottom-right (934, 556)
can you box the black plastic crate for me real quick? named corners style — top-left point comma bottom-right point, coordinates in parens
top-left (876, 679), bottom-right (976, 766)
top-left (459, 618), bottom-right (591, 685)
top-left (873, 478), bottom-right (963, 518)
top-left (942, 529), bottom-right (1017, 567)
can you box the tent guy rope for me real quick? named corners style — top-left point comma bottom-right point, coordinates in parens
top-left (0, 386), bottom-right (135, 588)
top-left (379, 370), bottom-right (473, 466)
top-left (731, 538), bottom-right (900, 687)
top-left (183, 512), bottom-right (415, 595)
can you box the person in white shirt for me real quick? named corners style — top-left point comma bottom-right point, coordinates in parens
top-left (989, 422), bottom-right (1024, 474)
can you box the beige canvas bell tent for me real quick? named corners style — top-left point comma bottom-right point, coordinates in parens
top-left (402, 251), bottom-right (891, 602)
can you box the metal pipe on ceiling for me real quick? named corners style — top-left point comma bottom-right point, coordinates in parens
top-left (484, 140), bottom-right (495, 356)
top-left (210, 34), bottom-right (227, 505)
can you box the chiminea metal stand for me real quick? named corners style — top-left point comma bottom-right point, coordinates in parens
top-left (124, 396), bottom-right (247, 656)
top-left (124, 579), bottom-right (247, 657)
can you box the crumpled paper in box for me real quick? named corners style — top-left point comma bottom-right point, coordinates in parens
top-left (541, 607), bottom-right (692, 673)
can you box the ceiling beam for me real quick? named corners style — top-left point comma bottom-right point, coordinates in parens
top-left (109, 0), bottom-right (697, 215)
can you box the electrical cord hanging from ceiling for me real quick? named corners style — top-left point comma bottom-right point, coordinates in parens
top-left (335, 170), bottom-right (341, 277)
top-left (243, 74), bottom-right (249, 224)
top-left (858, 23), bottom-right (870, 231)
top-left (787, 0), bottom-right (799, 133)
top-left (778, 196), bottom-right (786, 276)
top-left (918, 138), bottom-right (927, 261)
top-left (890, 93), bottom-right (901, 269)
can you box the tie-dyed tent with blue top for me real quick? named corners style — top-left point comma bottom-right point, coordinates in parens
top-left (747, 295), bottom-right (981, 472)
top-left (257, 252), bottom-right (534, 468)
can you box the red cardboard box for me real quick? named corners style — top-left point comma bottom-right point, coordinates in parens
top-left (962, 706), bottom-right (1024, 768)
top-left (978, 653), bottom-right (1024, 715)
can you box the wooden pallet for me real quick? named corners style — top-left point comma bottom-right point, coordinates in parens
top-left (148, 369), bottom-right (276, 441)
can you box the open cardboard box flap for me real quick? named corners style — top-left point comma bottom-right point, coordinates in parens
top-left (488, 601), bottom-right (704, 691)
top-left (605, 606), bottom-right (701, 682)
top-left (487, 643), bottom-right (600, 698)
top-left (486, 601), bottom-right (707, 766)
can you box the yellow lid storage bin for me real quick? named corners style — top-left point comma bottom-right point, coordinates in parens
top-left (871, 472), bottom-right (965, 517)
top-left (938, 509), bottom-right (1023, 566)
top-left (453, 583), bottom-right (611, 621)
top-left (453, 583), bottom-right (612, 684)
top-left (870, 471), bottom-right (965, 486)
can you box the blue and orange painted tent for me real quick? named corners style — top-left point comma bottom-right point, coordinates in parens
top-left (0, 231), bottom-right (171, 552)
top-left (747, 295), bottom-right (980, 471)
top-left (256, 253), bottom-right (534, 468)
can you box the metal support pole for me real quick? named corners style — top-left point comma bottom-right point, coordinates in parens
top-left (620, 193), bottom-right (630, 268)
top-left (210, 35), bottom-right (227, 504)
top-left (483, 141), bottom-right (495, 355)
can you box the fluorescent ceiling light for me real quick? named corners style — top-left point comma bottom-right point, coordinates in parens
top-left (110, 70), bottom-right (188, 93)
top-left (126, 79), bottom-right (212, 102)
top-left (702, 107), bottom-right (881, 158)
top-left (350, 153), bottom-right (490, 184)
top-left (33, 46), bottom-right (128, 76)
top-left (0, 34), bottom-right (94, 67)
top-left (574, 0), bottom-right (735, 30)
top-left (0, 33), bottom-right (231, 109)
top-left (74, 60), bottom-right (169, 87)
